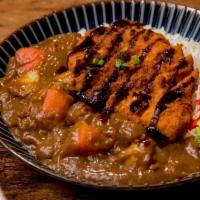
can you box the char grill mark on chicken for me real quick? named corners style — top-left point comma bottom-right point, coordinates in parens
top-left (67, 19), bottom-right (199, 141)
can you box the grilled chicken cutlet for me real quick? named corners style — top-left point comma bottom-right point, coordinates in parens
top-left (67, 19), bottom-right (199, 141)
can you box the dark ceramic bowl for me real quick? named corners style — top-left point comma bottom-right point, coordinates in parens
top-left (1, 0), bottom-right (200, 190)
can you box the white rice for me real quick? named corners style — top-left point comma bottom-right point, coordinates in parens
top-left (78, 28), bottom-right (87, 36)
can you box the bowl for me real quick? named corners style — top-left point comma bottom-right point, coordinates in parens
top-left (1, 0), bottom-right (200, 190)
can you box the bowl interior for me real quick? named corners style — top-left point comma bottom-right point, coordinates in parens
top-left (1, 0), bottom-right (200, 190)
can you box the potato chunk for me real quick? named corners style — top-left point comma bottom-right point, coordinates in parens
top-left (60, 121), bottom-right (113, 156)
top-left (7, 70), bottom-right (39, 97)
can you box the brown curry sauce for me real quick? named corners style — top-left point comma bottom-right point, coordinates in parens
top-left (0, 33), bottom-right (200, 186)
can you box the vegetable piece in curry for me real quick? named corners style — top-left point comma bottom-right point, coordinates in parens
top-left (0, 20), bottom-right (200, 186)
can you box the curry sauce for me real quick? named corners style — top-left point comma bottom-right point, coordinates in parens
top-left (0, 22), bottom-right (200, 186)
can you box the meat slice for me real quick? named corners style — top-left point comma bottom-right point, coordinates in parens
top-left (154, 69), bottom-right (198, 140)
top-left (67, 19), bottom-right (199, 141)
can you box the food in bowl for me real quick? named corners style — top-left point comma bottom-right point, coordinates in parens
top-left (0, 19), bottom-right (200, 186)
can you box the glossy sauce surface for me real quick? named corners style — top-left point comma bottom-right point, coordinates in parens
top-left (0, 33), bottom-right (200, 186)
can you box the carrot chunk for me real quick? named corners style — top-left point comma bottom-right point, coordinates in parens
top-left (16, 47), bottom-right (43, 65)
top-left (19, 59), bottom-right (40, 74)
top-left (66, 121), bottom-right (109, 155)
top-left (72, 121), bottom-right (98, 153)
top-left (16, 47), bottom-right (45, 73)
top-left (42, 88), bottom-right (73, 118)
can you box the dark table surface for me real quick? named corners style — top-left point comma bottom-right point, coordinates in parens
top-left (1, 0), bottom-right (200, 199)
